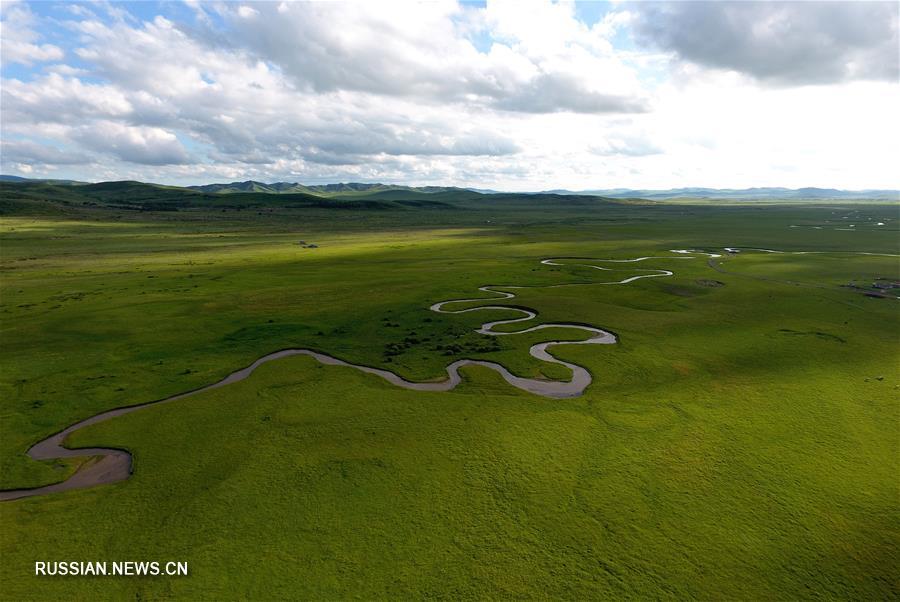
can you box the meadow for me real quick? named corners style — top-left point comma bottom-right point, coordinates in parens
top-left (0, 183), bottom-right (897, 599)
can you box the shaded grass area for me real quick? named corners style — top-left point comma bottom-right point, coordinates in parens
top-left (0, 196), bottom-right (898, 598)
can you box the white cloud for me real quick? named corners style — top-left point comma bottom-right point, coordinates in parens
top-left (0, 0), bottom-right (897, 190)
top-left (629, 1), bottom-right (899, 85)
top-left (2, 73), bottom-right (133, 122)
top-left (0, 2), bottom-right (64, 66)
top-left (195, 0), bottom-right (648, 114)
top-left (1, 138), bottom-right (91, 165)
top-left (71, 122), bottom-right (190, 165)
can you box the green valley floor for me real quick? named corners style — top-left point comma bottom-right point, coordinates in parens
top-left (0, 194), bottom-right (897, 599)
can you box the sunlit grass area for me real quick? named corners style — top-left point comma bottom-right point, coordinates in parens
top-left (1, 195), bottom-right (897, 599)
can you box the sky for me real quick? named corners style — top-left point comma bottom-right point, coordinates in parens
top-left (1, 0), bottom-right (898, 190)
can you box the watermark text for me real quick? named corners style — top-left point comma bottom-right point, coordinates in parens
top-left (35, 561), bottom-right (188, 577)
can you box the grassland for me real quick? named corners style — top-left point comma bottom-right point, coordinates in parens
top-left (0, 183), bottom-right (897, 599)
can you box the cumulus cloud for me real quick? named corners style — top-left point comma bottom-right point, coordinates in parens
top-left (0, 0), bottom-right (897, 189)
top-left (3, 10), bottom-right (525, 169)
top-left (191, 1), bottom-right (648, 114)
top-left (0, 139), bottom-right (91, 165)
top-left (71, 122), bottom-right (190, 165)
top-left (0, 2), bottom-right (64, 66)
top-left (629, 1), bottom-right (900, 85)
top-left (2, 73), bottom-right (133, 122)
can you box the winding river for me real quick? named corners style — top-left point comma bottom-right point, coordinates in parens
top-left (2, 247), bottom-right (894, 501)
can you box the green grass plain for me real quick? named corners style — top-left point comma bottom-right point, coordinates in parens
top-left (0, 184), bottom-right (898, 599)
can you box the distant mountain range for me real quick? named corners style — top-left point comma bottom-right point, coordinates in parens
top-left (186, 180), bottom-right (463, 196)
top-left (185, 181), bottom-right (900, 200)
top-left (0, 174), bottom-right (87, 186)
top-left (2, 176), bottom-right (897, 201)
top-left (183, 181), bottom-right (900, 200)
top-left (541, 186), bottom-right (900, 200)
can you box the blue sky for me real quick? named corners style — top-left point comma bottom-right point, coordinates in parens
top-left (1, 0), bottom-right (897, 189)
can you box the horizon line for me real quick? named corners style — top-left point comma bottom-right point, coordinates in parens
top-left (2, 175), bottom-right (898, 195)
